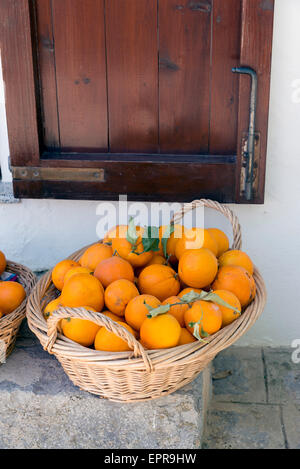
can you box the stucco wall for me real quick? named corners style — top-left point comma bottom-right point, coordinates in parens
top-left (1, 0), bottom-right (300, 346)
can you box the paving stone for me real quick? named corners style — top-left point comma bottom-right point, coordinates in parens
top-left (212, 347), bottom-right (266, 404)
top-left (263, 347), bottom-right (300, 405)
top-left (17, 318), bottom-right (39, 342)
top-left (0, 339), bottom-right (211, 449)
top-left (203, 402), bottom-right (285, 449)
top-left (282, 404), bottom-right (300, 449)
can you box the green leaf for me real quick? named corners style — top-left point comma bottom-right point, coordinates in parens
top-left (146, 303), bottom-right (171, 318)
top-left (142, 226), bottom-right (160, 253)
top-left (188, 321), bottom-right (208, 341)
top-left (201, 292), bottom-right (241, 314)
top-left (143, 301), bottom-right (154, 312)
top-left (161, 224), bottom-right (175, 258)
top-left (179, 290), bottom-right (206, 304)
top-left (126, 217), bottom-right (138, 246)
top-left (188, 321), bottom-right (202, 341)
top-left (180, 290), bottom-right (240, 314)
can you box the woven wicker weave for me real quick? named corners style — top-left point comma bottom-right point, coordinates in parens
top-left (0, 261), bottom-right (36, 360)
top-left (26, 199), bottom-right (267, 402)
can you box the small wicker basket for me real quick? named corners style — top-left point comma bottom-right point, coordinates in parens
top-left (0, 261), bottom-right (36, 360)
top-left (26, 200), bottom-right (267, 402)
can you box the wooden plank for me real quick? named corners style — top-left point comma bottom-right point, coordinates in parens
top-left (0, 0), bottom-right (40, 166)
top-left (13, 156), bottom-right (236, 202)
top-left (159, 0), bottom-right (212, 154)
top-left (34, 0), bottom-right (60, 150)
top-left (209, 0), bottom-right (241, 154)
top-left (236, 0), bottom-right (274, 202)
top-left (51, 0), bottom-right (108, 151)
top-left (106, 0), bottom-right (158, 153)
top-left (12, 166), bottom-right (105, 182)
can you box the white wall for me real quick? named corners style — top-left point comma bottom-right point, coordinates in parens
top-left (1, 0), bottom-right (300, 346)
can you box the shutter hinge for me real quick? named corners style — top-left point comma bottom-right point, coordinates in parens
top-left (232, 66), bottom-right (258, 201)
top-left (240, 132), bottom-right (260, 200)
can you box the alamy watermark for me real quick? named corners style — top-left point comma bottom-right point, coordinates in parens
top-left (95, 195), bottom-right (205, 248)
top-left (291, 339), bottom-right (300, 364)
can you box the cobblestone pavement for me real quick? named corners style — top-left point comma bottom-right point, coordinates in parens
top-left (203, 347), bottom-right (300, 449)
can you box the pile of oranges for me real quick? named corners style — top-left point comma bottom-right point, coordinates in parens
top-left (0, 250), bottom-right (26, 319)
top-left (45, 221), bottom-right (256, 352)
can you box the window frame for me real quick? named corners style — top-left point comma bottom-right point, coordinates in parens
top-left (0, 0), bottom-right (274, 203)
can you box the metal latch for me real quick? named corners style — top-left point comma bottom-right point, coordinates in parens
top-left (12, 166), bottom-right (105, 183)
top-left (232, 66), bottom-right (258, 201)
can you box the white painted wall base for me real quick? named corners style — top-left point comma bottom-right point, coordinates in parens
top-left (1, 1), bottom-right (300, 346)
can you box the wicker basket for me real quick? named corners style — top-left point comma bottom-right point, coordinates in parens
top-left (26, 199), bottom-right (267, 402)
top-left (0, 261), bottom-right (36, 360)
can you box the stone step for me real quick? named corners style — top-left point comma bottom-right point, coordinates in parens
top-left (0, 322), bottom-right (212, 449)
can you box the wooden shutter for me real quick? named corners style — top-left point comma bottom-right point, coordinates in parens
top-left (0, 0), bottom-right (274, 202)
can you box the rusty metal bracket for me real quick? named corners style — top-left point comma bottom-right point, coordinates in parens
top-left (232, 66), bottom-right (258, 201)
top-left (240, 132), bottom-right (260, 199)
top-left (12, 167), bottom-right (105, 183)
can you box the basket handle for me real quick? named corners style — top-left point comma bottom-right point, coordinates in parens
top-left (171, 199), bottom-right (242, 250)
top-left (45, 307), bottom-right (154, 372)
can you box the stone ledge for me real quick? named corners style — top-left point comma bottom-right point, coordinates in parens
top-left (0, 330), bottom-right (212, 449)
top-left (0, 182), bottom-right (19, 204)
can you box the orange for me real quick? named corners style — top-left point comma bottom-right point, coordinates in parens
top-left (99, 311), bottom-right (140, 338)
top-left (175, 228), bottom-right (218, 260)
top-left (138, 264), bottom-right (180, 302)
top-left (0, 310), bottom-right (4, 319)
top-left (212, 265), bottom-right (252, 308)
top-left (100, 312), bottom-right (140, 340)
top-left (80, 243), bottom-right (113, 271)
top-left (112, 225), bottom-right (153, 268)
top-left (212, 289), bottom-right (241, 327)
top-left (94, 256), bottom-right (134, 288)
top-left (145, 254), bottom-right (167, 267)
top-left (101, 310), bottom-right (122, 323)
top-left (105, 279), bottom-right (139, 316)
top-left (178, 248), bottom-right (218, 288)
top-left (248, 275), bottom-right (256, 305)
top-left (61, 306), bottom-right (100, 347)
top-left (135, 254), bottom-right (167, 277)
top-left (61, 273), bottom-right (104, 311)
top-left (125, 294), bottom-right (161, 331)
top-left (43, 296), bottom-right (62, 320)
top-left (63, 266), bottom-right (92, 285)
top-left (0, 251), bottom-right (6, 276)
top-left (185, 300), bottom-right (222, 337)
top-left (219, 250), bottom-right (254, 276)
top-left (0, 281), bottom-right (26, 315)
top-left (158, 224), bottom-right (183, 263)
top-left (178, 328), bottom-right (197, 345)
top-left (52, 259), bottom-right (80, 291)
top-left (103, 225), bottom-right (127, 244)
top-left (140, 314), bottom-right (181, 350)
top-left (207, 228), bottom-right (230, 257)
top-left (94, 321), bottom-right (135, 352)
top-left (139, 338), bottom-right (148, 349)
top-left (162, 296), bottom-right (188, 327)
